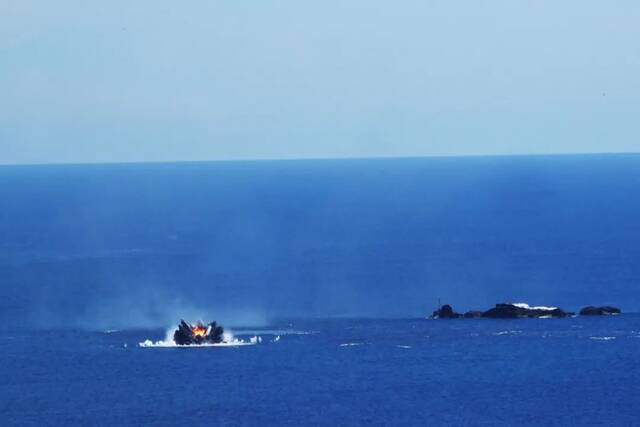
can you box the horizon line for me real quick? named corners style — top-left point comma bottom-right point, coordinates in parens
top-left (1, 150), bottom-right (639, 168)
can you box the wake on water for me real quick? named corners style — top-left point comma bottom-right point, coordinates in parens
top-left (139, 329), bottom-right (271, 348)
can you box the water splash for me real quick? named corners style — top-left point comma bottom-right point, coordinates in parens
top-left (138, 328), bottom-right (261, 348)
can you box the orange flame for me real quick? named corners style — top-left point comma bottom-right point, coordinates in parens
top-left (191, 325), bottom-right (207, 337)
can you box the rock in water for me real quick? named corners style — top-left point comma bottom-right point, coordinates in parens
top-left (579, 306), bottom-right (621, 316)
top-left (463, 310), bottom-right (483, 319)
top-left (482, 303), bottom-right (571, 319)
top-left (173, 319), bottom-right (225, 345)
top-left (431, 304), bottom-right (462, 319)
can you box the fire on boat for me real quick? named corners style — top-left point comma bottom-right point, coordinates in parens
top-left (173, 319), bottom-right (224, 345)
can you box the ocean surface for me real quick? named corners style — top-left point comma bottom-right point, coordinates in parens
top-left (2, 317), bottom-right (640, 426)
top-left (1, 154), bottom-right (639, 425)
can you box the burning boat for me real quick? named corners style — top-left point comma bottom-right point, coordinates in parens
top-left (139, 320), bottom-right (262, 347)
top-left (173, 319), bottom-right (224, 345)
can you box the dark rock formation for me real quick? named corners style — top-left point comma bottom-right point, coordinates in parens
top-left (431, 304), bottom-right (461, 319)
top-left (464, 310), bottom-right (483, 319)
top-left (429, 302), bottom-right (613, 320)
top-left (173, 319), bottom-right (224, 345)
top-left (482, 303), bottom-right (571, 319)
top-left (579, 306), bottom-right (621, 316)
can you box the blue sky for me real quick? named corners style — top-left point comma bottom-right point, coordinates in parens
top-left (1, 1), bottom-right (639, 164)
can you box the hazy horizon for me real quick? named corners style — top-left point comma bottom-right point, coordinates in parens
top-left (3, 150), bottom-right (640, 168)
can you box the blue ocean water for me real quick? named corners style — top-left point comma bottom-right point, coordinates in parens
top-left (1, 154), bottom-right (639, 425)
top-left (2, 317), bottom-right (640, 426)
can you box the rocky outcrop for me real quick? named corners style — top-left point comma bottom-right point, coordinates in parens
top-left (173, 319), bottom-right (224, 345)
top-left (431, 302), bottom-right (577, 319)
top-left (463, 310), bottom-right (483, 318)
top-left (482, 303), bottom-right (571, 318)
top-left (431, 304), bottom-right (462, 319)
top-left (579, 306), bottom-right (621, 316)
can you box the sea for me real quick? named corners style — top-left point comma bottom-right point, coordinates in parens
top-left (1, 154), bottom-right (639, 426)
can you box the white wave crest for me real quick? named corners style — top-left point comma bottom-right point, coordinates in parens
top-left (512, 303), bottom-right (557, 311)
top-left (232, 329), bottom-right (316, 336)
top-left (493, 330), bottom-right (522, 336)
top-left (589, 336), bottom-right (616, 341)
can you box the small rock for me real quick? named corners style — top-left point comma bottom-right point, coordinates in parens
top-left (431, 304), bottom-right (462, 319)
top-left (579, 306), bottom-right (621, 316)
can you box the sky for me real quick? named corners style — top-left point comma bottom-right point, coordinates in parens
top-left (1, 1), bottom-right (639, 165)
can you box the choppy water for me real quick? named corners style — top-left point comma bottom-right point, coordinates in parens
top-left (2, 317), bottom-right (639, 426)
